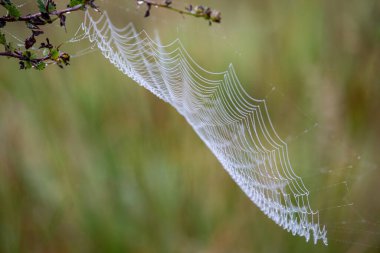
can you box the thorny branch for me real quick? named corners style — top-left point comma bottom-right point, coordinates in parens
top-left (0, 0), bottom-right (98, 69)
top-left (0, 4), bottom-right (84, 23)
top-left (0, 0), bottom-right (221, 70)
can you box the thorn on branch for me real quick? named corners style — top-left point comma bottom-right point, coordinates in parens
top-left (59, 14), bottom-right (67, 31)
top-left (144, 3), bottom-right (151, 18)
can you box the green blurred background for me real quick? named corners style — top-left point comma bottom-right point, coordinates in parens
top-left (0, 0), bottom-right (380, 252)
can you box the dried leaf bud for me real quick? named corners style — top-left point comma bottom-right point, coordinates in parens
top-left (194, 5), bottom-right (205, 15)
top-left (210, 10), bottom-right (221, 23)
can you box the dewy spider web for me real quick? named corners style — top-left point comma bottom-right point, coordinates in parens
top-left (78, 11), bottom-right (328, 245)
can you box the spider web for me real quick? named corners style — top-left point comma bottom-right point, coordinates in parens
top-left (75, 11), bottom-right (328, 245)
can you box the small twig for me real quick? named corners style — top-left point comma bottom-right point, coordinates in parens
top-left (139, 0), bottom-right (221, 24)
top-left (0, 4), bottom-right (84, 23)
top-left (140, 0), bottom-right (192, 16)
top-left (0, 50), bottom-right (49, 63)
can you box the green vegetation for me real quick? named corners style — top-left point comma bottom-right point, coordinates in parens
top-left (0, 0), bottom-right (97, 69)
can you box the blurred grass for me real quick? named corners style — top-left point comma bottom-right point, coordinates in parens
top-left (0, 0), bottom-right (380, 252)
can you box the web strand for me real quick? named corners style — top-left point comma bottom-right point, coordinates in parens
top-left (80, 11), bottom-right (328, 245)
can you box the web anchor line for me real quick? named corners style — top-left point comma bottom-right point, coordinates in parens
top-left (81, 11), bottom-right (328, 245)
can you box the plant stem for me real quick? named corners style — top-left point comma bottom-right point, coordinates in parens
top-left (0, 51), bottom-right (49, 63)
top-left (0, 4), bottom-right (84, 23)
top-left (140, 0), bottom-right (211, 19)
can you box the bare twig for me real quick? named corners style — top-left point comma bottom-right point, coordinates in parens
top-left (138, 0), bottom-right (221, 24)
